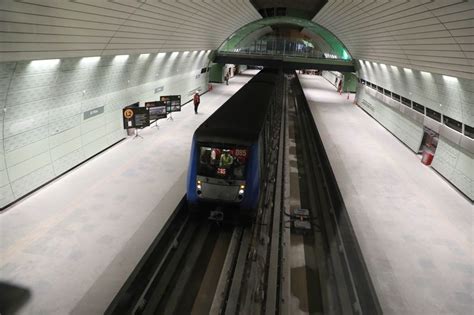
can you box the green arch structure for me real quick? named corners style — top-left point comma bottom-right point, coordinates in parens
top-left (218, 16), bottom-right (352, 60)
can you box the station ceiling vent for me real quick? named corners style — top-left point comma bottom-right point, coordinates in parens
top-left (251, 0), bottom-right (327, 20)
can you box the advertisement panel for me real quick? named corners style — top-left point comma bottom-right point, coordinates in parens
top-left (123, 107), bottom-right (150, 129)
top-left (160, 95), bottom-right (181, 112)
top-left (145, 101), bottom-right (167, 120)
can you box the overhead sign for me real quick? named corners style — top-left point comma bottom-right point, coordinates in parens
top-left (160, 95), bottom-right (181, 112)
top-left (123, 107), bottom-right (150, 129)
top-left (145, 101), bottom-right (167, 120)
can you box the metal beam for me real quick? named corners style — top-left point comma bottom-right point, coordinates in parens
top-left (214, 54), bottom-right (355, 72)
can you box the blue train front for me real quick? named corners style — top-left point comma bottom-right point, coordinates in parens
top-left (187, 140), bottom-right (261, 213)
top-left (186, 68), bottom-right (279, 217)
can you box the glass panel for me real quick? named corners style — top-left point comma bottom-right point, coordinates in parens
top-left (443, 116), bottom-right (463, 133)
top-left (426, 108), bottom-right (441, 122)
top-left (465, 125), bottom-right (473, 139)
top-left (413, 102), bottom-right (425, 114)
top-left (401, 96), bottom-right (411, 107)
top-left (198, 145), bottom-right (249, 180)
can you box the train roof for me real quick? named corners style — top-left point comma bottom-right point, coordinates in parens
top-left (194, 70), bottom-right (278, 145)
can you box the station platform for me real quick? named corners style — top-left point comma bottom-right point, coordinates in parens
top-left (0, 71), bottom-right (257, 314)
top-left (299, 74), bottom-right (473, 314)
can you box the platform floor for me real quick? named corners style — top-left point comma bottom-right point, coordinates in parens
top-left (0, 71), bottom-right (257, 314)
top-left (299, 74), bottom-right (473, 315)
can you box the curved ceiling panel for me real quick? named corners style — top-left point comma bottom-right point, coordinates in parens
top-left (218, 16), bottom-right (351, 59)
top-left (313, 0), bottom-right (474, 79)
top-left (0, 0), bottom-right (261, 62)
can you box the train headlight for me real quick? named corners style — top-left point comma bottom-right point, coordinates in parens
top-left (238, 189), bottom-right (244, 194)
top-left (196, 180), bottom-right (202, 195)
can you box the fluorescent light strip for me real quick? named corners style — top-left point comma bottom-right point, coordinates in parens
top-left (31, 59), bottom-right (60, 66)
top-left (114, 55), bottom-right (129, 61)
top-left (442, 75), bottom-right (458, 81)
top-left (81, 56), bottom-right (100, 63)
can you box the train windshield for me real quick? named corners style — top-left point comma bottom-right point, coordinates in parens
top-left (197, 145), bottom-right (249, 180)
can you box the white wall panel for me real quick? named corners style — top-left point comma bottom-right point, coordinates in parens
top-left (314, 0), bottom-right (474, 79)
top-left (0, 50), bottom-right (212, 208)
top-left (357, 61), bottom-right (473, 127)
top-left (357, 83), bottom-right (473, 200)
top-left (431, 137), bottom-right (473, 200)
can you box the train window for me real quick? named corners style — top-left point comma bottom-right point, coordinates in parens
top-left (412, 102), bottom-right (424, 114)
top-left (360, 79), bottom-right (366, 85)
top-left (443, 116), bottom-right (463, 133)
top-left (198, 145), bottom-right (249, 180)
top-left (200, 67), bottom-right (207, 74)
top-left (465, 125), bottom-right (473, 139)
top-left (401, 96), bottom-right (411, 107)
top-left (377, 86), bottom-right (383, 93)
top-left (426, 108), bottom-right (441, 122)
top-left (392, 93), bottom-right (400, 102)
top-left (384, 89), bottom-right (391, 97)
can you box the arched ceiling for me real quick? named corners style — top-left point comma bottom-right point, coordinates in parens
top-left (0, 0), bottom-right (261, 62)
top-left (0, 0), bottom-right (472, 80)
top-left (313, 0), bottom-right (474, 79)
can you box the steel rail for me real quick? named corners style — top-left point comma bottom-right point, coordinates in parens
top-left (106, 197), bottom-right (189, 314)
top-left (264, 73), bottom-right (288, 315)
top-left (293, 79), bottom-right (354, 314)
top-left (210, 227), bottom-right (243, 314)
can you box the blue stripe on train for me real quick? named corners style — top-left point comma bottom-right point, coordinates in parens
top-left (186, 136), bottom-right (198, 204)
top-left (241, 143), bottom-right (260, 210)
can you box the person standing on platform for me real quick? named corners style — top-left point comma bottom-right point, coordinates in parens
top-left (224, 72), bottom-right (229, 85)
top-left (193, 91), bottom-right (200, 114)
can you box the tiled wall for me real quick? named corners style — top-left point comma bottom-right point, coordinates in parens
top-left (356, 62), bottom-right (473, 200)
top-left (357, 86), bottom-right (424, 153)
top-left (431, 135), bottom-right (473, 199)
top-left (357, 60), bottom-right (473, 127)
top-left (0, 51), bottom-right (211, 208)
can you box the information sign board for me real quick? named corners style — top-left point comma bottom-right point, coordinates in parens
top-left (160, 95), bottom-right (181, 112)
top-left (123, 107), bottom-right (150, 129)
top-left (145, 101), bottom-right (167, 120)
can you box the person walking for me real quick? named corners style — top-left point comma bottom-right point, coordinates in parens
top-left (193, 91), bottom-right (200, 114)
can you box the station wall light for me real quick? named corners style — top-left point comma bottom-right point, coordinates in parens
top-left (114, 55), bottom-right (129, 61)
top-left (30, 59), bottom-right (60, 66)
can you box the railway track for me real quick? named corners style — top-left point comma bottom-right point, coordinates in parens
top-left (107, 71), bottom-right (380, 315)
top-left (290, 73), bottom-right (382, 314)
top-left (107, 72), bottom-right (288, 315)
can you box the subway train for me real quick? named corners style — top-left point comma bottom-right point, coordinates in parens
top-left (186, 68), bottom-right (281, 219)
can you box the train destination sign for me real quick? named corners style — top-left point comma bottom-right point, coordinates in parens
top-left (145, 101), bottom-right (167, 120)
top-left (123, 107), bottom-right (150, 129)
top-left (160, 95), bottom-right (181, 112)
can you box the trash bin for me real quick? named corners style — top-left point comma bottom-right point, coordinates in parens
top-left (421, 151), bottom-right (434, 165)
